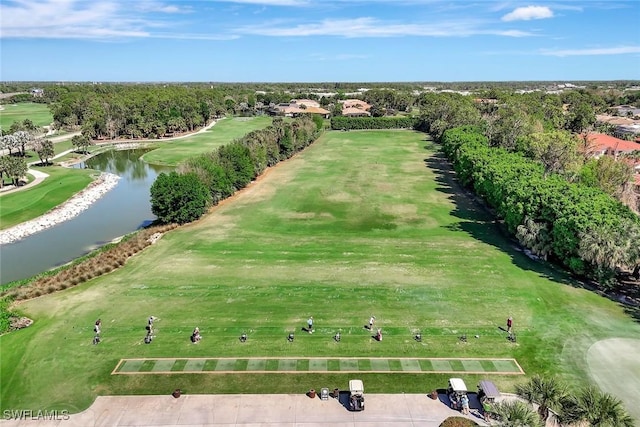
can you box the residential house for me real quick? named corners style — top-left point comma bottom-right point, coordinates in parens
top-left (341, 107), bottom-right (371, 117)
top-left (31, 88), bottom-right (44, 97)
top-left (269, 103), bottom-right (330, 118)
top-left (340, 99), bottom-right (372, 111)
top-left (290, 99), bottom-right (320, 108)
top-left (585, 133), bottom-right (640, 158)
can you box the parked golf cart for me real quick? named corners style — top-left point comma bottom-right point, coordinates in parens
top-left (478, 380), bottom-right (500, 422)
top-left (478, 379), bottom-right (500, 403)
top-left (447, 378), bottom-right (468, 410)
top-left (349, 379), bottom-right (365, 411)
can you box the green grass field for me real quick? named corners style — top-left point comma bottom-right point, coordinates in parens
top-left (0, 102), bottom-right (53, 130)
top-left (141, 116), bottom-right (273, 166)
top-left (0, 166), bottom-right (95, 230)
top-left (1, 130), bottom-right (639, 417)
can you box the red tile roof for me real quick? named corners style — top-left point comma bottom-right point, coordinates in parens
top-left (585, 133), bottom-right (640, 154)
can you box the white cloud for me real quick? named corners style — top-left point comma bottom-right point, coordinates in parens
top-left (212, 0), bottom-right (309, 5)
top-left (0, 0), bottom-right (146, 39)
top-left (237, 17), bottom-right (533, 38)
top-left (502, 6), bottom-right (554, 21)
top-left (540, 46), bottom-right (640, 57)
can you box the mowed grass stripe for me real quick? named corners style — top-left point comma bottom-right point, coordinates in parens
top-left (401, 359), bottom-right (421, 371)
top-left (152, 359), bottom-right (175, 372)
top-left (184, 359), bottom-right (206, 371)
top-left (113, 358), bottom-right (525, 374)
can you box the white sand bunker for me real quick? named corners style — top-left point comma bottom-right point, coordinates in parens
top-left (587, 338), bottom-right (640, 421)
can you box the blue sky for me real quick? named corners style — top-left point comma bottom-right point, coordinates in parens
top-left (1, 0), bottom-right (639, 82)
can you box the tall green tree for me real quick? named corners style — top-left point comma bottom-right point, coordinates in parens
top-left (515, 375), bottom-right (568, 422)
top-left (519, 130), bottom-right (580, 176)
top-left (71, 134), bottom-right (94, 154)
top-left (5, 156), bottom-right (28, 186)
top-left (492, 400), bottom-right (543, 427)
top-left (150, 172), bottom-right (210, 224)
top-left (566, 102), bottom-right (596, 134)
top-left (560, 385), bottom-right (634, 427)
top-left (579, 156), bottom-right (633, 199)
top-left (33, 138), bottom-right (54, 165)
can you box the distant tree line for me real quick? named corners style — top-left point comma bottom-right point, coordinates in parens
top-left (151, 116), bottom-right (322, 224)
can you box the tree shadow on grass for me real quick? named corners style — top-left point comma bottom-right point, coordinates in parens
top-left (424, 150), bottom-right (579, 290)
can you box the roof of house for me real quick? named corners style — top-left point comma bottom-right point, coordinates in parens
top-left (596, 114), bottom-right (638, 126)
top-left (340, 99), bottom-right (371, 110)
top-left (273, 104), bottom-right (329, 116)
top-left (303, 106), bottom-right (330, 115)
top-left (585, 133), bottom-right (640, 154)
top-left (291, 99), bottom-right (320, 108)
top-left (342, 107), bottom-right (371, 116)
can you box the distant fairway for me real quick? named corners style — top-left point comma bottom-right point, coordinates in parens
top-left (1, 129), bottom-right (639, 414)
top-left (0, 102), bottom-right (52, 129)
top-left (141, 116), bottom-right (273, 166)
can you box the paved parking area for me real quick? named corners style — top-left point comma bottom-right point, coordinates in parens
top-left (1, 393), bottom-right (491, 427)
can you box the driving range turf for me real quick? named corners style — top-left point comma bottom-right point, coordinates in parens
top-left (113, 357), bottom-right (524, 375)
top-left (1, 129), bottom-right (639, 418)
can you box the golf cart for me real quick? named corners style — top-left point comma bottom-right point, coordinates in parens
top-left (447, 378), bottom-right (468, 410)
top-left (478, 379), bottom-right (500, 403)
top-left (349, 379), bottom-right (365, 411)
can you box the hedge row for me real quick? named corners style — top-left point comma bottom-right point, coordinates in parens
top-left (441, 126), bottom-right (639, 277)
top-left (330, 116), bottom-right (417, 130)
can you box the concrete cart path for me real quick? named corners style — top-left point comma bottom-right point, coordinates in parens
top-left (0, 393), bottom-right (493, 427)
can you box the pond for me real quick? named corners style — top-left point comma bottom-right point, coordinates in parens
top-left (0, 149), bottom-right (170, 285)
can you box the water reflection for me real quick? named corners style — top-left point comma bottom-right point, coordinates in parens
top-left (0, 149), bottom-right (171, 285)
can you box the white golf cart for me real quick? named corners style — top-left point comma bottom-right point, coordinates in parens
top-left (349, 379), bottom-right (365, 411)
top-left (447, 378), bottom-right (468, 410)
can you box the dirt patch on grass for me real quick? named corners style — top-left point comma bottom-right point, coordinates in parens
top-left (587, 338), bottom-right (640, 421)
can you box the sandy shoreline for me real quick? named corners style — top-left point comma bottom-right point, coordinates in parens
top-left (0, 173), bottom-right (120, 245)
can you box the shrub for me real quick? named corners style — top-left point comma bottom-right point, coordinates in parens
top-left (439, 416), bottom-right (478, 427)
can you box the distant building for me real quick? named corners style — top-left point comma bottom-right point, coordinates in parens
top-left (339, 99), bottom-right (372, 111)
top-left (31, 88), bottom-right (44, 97)
top-left (341, 107), bottom-right (371, 117)
top-left (269, 102), bottom-right (330, 118)
top-left (290, 99), bottom-right (320, 108)
top-left (584, 133), bottom-right (640, 158)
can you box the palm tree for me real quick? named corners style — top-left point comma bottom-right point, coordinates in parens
top-left (516, 375), bottom-right (567, 422)
top-left (493, 400), bottom-right (543, 427)
top-left (563, 385), bottom-right (635, 427)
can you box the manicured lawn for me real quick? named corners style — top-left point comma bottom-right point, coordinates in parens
top-left (0, 102), bottom-right (52, 129)
top-left (1, 130), bottom-right (639, 416)
top-left (0, 166), bottom-right (95, 230)
top-left (141, 116), bottom-right (273, 166)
